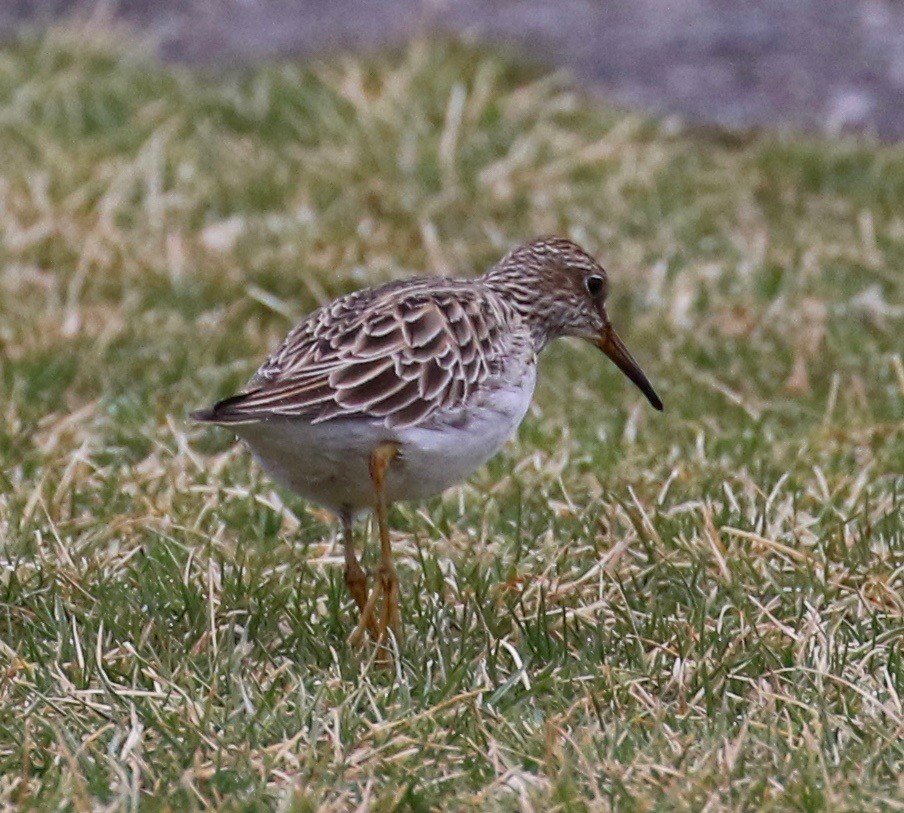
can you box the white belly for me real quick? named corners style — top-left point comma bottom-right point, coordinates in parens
top-left (233, 368), bottom-right (536, 514)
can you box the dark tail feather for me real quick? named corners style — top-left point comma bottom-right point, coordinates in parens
top-left (190, 390), bottom-right (262, 424)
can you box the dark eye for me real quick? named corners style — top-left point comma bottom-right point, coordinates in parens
top-left (585, 275), bottom-right (605, 297)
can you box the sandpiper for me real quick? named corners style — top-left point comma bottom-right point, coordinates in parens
top-left (192, 237), bottom-right (662, 644)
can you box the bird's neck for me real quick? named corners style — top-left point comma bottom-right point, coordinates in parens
top-left (481, 268), bottom-right (560, 353)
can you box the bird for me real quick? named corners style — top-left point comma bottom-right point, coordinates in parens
top-left (192, 237), bottom-right (662, 646)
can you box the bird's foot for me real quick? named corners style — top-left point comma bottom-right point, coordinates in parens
top-left (347, 563), bottom-right (403, 650)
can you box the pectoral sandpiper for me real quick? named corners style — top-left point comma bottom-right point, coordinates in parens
top-left (192, 237), bottom-right (662, 645)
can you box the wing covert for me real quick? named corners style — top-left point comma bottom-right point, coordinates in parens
top-left (201, 278), bottom-right (517, 429)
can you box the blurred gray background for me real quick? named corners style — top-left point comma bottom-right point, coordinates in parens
top-left (5, 0), bottom-right (904, 139)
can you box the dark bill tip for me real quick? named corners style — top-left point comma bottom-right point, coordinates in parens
top-left (596, 327), bottom-right (663, 411)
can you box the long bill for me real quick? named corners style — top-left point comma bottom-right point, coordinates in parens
top-left (596, 326), bottom-right (663, 411)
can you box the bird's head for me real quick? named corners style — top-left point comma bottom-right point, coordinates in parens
top-left (485, 236), bottom-right (663, 411)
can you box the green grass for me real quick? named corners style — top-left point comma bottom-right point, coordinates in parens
top-left (1, 26), bottom-right (903, 811)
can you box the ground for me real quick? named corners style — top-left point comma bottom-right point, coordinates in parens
top-left (0, 28), bottom-right (903, 811)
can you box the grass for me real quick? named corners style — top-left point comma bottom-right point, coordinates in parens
top-left (0, 25), bottom-right (903, 811)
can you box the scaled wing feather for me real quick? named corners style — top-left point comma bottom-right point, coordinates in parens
top-left (209, 278), bottom-right (517, 428)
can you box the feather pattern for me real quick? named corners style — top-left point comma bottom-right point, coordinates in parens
top-left (204, 277), bottom-right (527, 429)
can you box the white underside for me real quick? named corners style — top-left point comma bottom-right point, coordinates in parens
top-left (233, 368), bottom-right (537, 515)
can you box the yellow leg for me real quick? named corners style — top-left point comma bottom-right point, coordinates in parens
top-left (349, 442), bottom-right (402, 644)
top-left (348, 566), bottom-right (382, 647)
top-left (348, 442), bottom-right (402, 647)
top-left (341, 511), bottom-right (377, 638)
top-left (370, 442), bottom-right (402, 642)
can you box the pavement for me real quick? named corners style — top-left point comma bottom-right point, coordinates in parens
top-left (5, 0), bottom-right (904, 139)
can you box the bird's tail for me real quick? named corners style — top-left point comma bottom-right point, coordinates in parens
top-left (190, 391), bottom-right (263, 425)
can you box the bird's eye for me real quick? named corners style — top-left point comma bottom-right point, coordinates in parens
top-left (585, 275), bottom-right (605, 297)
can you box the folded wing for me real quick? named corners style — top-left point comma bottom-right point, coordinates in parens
top-left (193, 279), bottom-right (514, 429)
